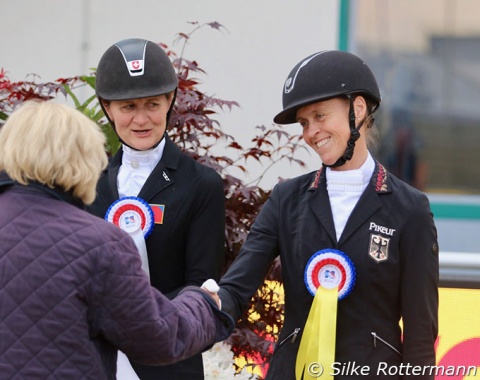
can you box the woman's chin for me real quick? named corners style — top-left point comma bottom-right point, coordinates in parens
top-left (125, 138), bottom-right (156, 151)
top-left (319, 155), bottom-right (336, 167)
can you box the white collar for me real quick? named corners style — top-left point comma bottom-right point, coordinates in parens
top-left (326, 153), bottom-right (375, 192)
top-left (121, 138), bottom-right (166, 171)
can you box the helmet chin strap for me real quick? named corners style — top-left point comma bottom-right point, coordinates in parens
top-left (322, 95), bottom-right (364, 169)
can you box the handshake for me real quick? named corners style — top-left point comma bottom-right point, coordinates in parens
top-left (202, 279), bottom-right (222, 309)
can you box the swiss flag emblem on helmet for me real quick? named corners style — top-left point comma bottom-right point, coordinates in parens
top-left (127, 60), bottom-right (144, 76)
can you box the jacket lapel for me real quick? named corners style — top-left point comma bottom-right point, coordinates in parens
top-left (137, 135), bottom-right (179, 202)
top-left (92, 152), bottom-right (121, 207)
top-left (307, 168), bottom-right (337, 243)
top-left (107, 155), bottom-right (121, 200)
top-left (338, 161), bottom-right (392, 245)
top-left (102, 135), bottom-right (180, 204)
top-left (137, 161), bottom-right (174, 201)
top-left (338, 186), bottom-right (382, 245)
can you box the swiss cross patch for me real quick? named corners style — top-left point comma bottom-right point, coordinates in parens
top-left (368, 233), bottom-right (390, 262)
top-left (127, 60), bottom-right (144, 76)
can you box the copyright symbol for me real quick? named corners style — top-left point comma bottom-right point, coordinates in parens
top-left (307, 362), bottom-right (324, 377)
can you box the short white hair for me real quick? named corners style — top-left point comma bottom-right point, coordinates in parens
top-left (0, 100), bottom-right (108, 204)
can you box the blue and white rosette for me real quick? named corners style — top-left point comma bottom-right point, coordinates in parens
top-left (304, 248), bottom-right (356, 300)
top-left (105, 196), bottom-right (154, 278)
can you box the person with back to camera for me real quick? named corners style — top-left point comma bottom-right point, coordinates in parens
top-left (86, 38), bottom-right (226, 380)
top-left (218, 50), bottom-right (439, 379)
top-left (0, 100), bottom-right (233, 380)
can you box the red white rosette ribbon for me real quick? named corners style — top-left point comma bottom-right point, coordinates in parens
top-left (105, 197), bottom-right (154, 278)
top-left (304, 249), bottom-right (356, 300)
top-left (296, 249), bottom-right (356, 379)
top-left (105, 196), bottom-right (154, 238)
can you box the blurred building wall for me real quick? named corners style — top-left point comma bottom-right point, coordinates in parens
top-left (1, 0), bottom-right (340, 186)
top-left (350, 0), bottom-right (480, 193)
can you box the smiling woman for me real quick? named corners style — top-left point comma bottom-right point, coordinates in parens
top-left (296, 97), bottom-right (368, 170)
top-left (218, 50), bottom-right (439, 380)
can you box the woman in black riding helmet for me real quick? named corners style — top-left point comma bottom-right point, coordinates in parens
top-left (88, 38), bottom-right (226, 380)
top-left (218, 50), bottom-right (439, 380)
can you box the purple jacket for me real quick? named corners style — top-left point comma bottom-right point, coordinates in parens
top-left (0, 176), bottom-right (233, 380)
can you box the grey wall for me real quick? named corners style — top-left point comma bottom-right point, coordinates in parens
top-left (2, 0), bottom-right (341, 187)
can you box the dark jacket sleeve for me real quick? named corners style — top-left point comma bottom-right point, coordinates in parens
top-left (399, 191), bottom-right (439, 378)
top-left (219, 184), bottom-right (281, 321)
top-left (89, 231), bottom-right (234, 365)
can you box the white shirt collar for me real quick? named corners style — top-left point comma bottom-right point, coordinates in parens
top-left (326, 152), bottom-right (375, 193)
top-left (117, 138), bottom-right (166, 198)
top-left (121, 138), bottom-right (166, 171)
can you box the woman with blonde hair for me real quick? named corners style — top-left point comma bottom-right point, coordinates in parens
top-left (0, 100), bottom-right (108, 204)
top-left (0, 100), bottom-right (233, 380)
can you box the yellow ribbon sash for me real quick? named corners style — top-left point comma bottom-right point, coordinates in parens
top-left (296, 286), bottom-right (338, 380)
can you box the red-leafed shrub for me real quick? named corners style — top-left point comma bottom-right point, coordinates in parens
top-left (0, 22), bottom-right (308, 378)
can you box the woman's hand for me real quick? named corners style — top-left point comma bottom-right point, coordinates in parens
top-left (201, 279), bottom-right (222, 309)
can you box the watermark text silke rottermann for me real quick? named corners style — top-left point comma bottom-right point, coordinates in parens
top-left (307, 361), bottom-right (478, 377)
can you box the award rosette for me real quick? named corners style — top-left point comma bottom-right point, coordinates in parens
top-left (296, 249), bottom-right (356, 380)
top-left (105, 196), bottom-right (154, 238)
top-left (304, 249), bottom-right (355, 300)
top-left (105, 197), bottom-right (154, 278)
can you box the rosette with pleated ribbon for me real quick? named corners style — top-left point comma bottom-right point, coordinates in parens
top-left (105, 196), bottom-right (154, 278)
top-left (105, 196), bottom-right (154, 238)
top-left (296, 249), bottom-right (356, 380)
